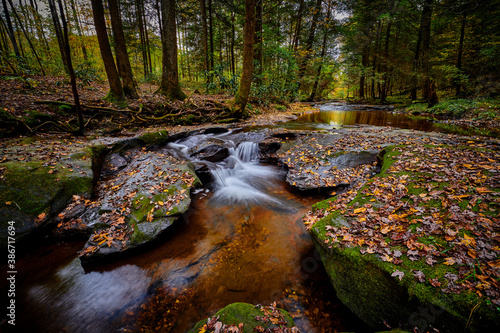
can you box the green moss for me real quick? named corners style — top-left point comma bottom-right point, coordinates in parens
top-left (188, 303), bottom-right (295, 333)
top-left (138, 130), bottom-right (169, 145)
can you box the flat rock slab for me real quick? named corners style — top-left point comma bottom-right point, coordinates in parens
top-left (0, 149), bottom-right (93, 248)
top-left (79, 147), bottom-right (200, 263)
top-left (307, 139), bottom-right (500, 332)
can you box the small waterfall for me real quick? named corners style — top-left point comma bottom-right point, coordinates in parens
top-left (211, 141), bottom-right (281, 205)
top-left (165, 133), bottom-right (284, 206)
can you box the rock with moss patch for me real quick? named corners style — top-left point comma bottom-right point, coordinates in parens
top-left (79, 148), bottom-right (200, 262)
top-left (188, 302), bottom-right (297, 333)
top-left (0, 151), bottom-right (93, 248)
top-left (308, 144), bottom-right (500, 332)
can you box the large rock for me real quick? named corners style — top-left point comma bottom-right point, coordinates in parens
top-left (188, 302), bottom-right (297, 333)
top-left (79, 148), bottom-right (200, 263)
top-left (273, 132), bottom-right (380, 191)
top-left (0, 150), bottom-right (94, 248)
top-left (307, 144), bottom-right (500, 332)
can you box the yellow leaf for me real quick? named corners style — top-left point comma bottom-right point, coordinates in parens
top-left (5, 201), bottom-right (12, 205)
top-left (158, 201), bottom-right (164, 206)
top-left (476, 187), bottom-right (492, 194)
top-left (353, 207), bottom-right (366, 214)
top-left (444, 257), bottom-right (455, 265)
top-left (381, 226), bottom-right (391, 234)
top-left (487, 259), bottom-right (500, 268)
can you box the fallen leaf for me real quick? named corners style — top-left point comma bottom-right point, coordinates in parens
top-left (391, 270), bottom-right (404, 281)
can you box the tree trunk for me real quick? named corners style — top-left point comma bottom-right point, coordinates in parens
top-left (200, 0), bottom-right (209, 81)
top-left (49, 0), bottom-right (84, 134)
top-left (292, 0), bottom-right (305, 50)
top-left (90, 0), bottom-right (125, 102)
top-left (157, 0), bottom-right (186, 100)
top-left (380, 21), bottom-right (392, 102)
top-left (421, 0), bottom-right (433, 101)
top-left (455, 12), bottom-right (466, 96)
top-left (230, 11), bottom-right (235, 75)
top-left (2, 0), bottom-right (20, 57)
top-left (208, 0), bottom-right (214, 76)
top-left (7, 0), bottom-right (45, 74)
top-left (253, 0), bottom-right (263, 85)
top-left (232, 0), bottom-right (256, 116)
top-left (69, 0), bottom-right (87, 61)
top-left (309, 6), bottom-right (331, 102)
top-left (136, 0), bottom-right (149, 78)
top-left (359, 45), bottom-right (369, 99)
top-left (108, 0), bottom-right (138, 99)
top-left (48, 0), bottom-right (68, 72)
top-left (298, 0), bottom-right (322, 83)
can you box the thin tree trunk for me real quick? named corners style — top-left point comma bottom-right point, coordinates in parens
top-left (48, 0), bottom-right (68, 72)
top-left (359, 45), bottom-right (369, 99)
top-left (69, 0), bottom-right (87, 61)
top-left (298, 0), bottom-right (323, 83)
top-left (51, 0), bottom-right (84, 133)
top-left (91, 0), bottom-right (125, 101)
top-left (200, 0), bottom-right (209, 82)
top-left (232, 0), bottom-right (256, 116)
top-left (2, 0), bottom-right (20, 57)
top-left (309, 8), bottom-right (331, 102)
top-left (380, 20), bottom-right (392, 102)
top-left (157, 0), bottom-right (186, 100)
top-left (455, 12), bottom-right (466, 96)
top-left (208, 0), bottom-right (214, 75)
top-left (421, 0), bottom-right (433, 101)
top-left (7, 0), bottom-right (45, 75)
top-left (292, 0), bottom-right (305, 50)
top-left (136, 0), bottom-right (149, 78)
top-left (253, 0), bottom-right (263, 85)
top-left (230, 11), bottom-right (235, 75)
top-left (108, 0), bottom-right (138, 99)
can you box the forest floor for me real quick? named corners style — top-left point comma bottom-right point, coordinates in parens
top-left (2, 74), bottom-right (500, 139)
top-left (0, 74), bottom-right (301, 138)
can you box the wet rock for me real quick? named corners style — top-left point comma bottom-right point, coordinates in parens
top-left (101, 153), bottom-right (128, 175)
top-left (309, 144), bottom-right (500, 332)
top-left (188, 302), bottom-right (297, 333)
top-left (203, 127), bottom-right (230, 135)
top-left (79, 149), bottom-right (201, 263)
top-left (0, 151), bottom-right (94, 248)
top-left (190, 144), bottom-right (230, 162)
top-left (274, 132), bottom-right (380, 191)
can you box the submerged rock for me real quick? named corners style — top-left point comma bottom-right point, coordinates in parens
top-left (188, 302), bottom-right (297, 333)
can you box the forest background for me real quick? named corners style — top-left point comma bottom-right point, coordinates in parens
top-left (1, 0), bottom-right (499, 136)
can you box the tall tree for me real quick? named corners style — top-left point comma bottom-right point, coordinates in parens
top-left (69, 0), bottom-right (88, 61)
top-left (48, 0), bottom-right (84, 134)
top-left (231, 0), bottom-right (256, 116)
top-left (90, 0), bottom-right (125, 101)
top-left (6, 0), bottom-right (45, 74)
top-left (2, 0), bottom-right (20, 57)
top-left (157, 0), bottom-right (186, 100)
top-left (108, 0), bottom-right (138, 99)
top-left (199, 0), bottom-right (209, 82)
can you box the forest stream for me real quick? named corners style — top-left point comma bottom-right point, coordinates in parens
top-left (4, 105), bottom-right (463, 332)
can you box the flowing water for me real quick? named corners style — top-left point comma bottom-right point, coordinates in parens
top-left (3, 104), bottom-right (442, 333)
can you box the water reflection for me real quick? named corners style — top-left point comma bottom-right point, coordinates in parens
top-left (296, 106), bottom-right (436, 131)
top-left (23, 260), bottom-right (151, 333)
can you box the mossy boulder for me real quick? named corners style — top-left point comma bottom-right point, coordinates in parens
top-left (188, 302), bottom-right (296, 333)
top-left (0, 151), bottom-right (93, 248)
top-left (79, 149), bottom-right (201, 262)
top-left (308, 144), bottom-right (500, 332)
